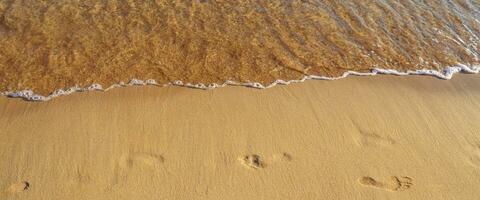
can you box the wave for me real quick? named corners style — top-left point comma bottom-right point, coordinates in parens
top-left (2, 64), bottom-right (478, 101)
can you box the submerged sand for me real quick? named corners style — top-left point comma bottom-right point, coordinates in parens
top-left (0, 74), bottom-right (479, 199)
top-left (1, 0), bottom-right (480, 96)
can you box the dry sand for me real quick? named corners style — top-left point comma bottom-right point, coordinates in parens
top-left (0, 74), bottom-right (479, 199)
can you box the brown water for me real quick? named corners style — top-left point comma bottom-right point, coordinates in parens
top-left (0, 0), bottom-right (479, 96)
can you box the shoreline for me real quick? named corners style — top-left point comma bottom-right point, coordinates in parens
top-left (2, 64), bottom-right (479, 101)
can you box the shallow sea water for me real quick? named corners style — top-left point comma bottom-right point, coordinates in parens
top-left (0, 0), bottom-right (479, 98)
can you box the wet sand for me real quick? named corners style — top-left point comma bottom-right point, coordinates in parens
top-left (1, 0), bottom-right (479, 96)
top-left (1, 74), bottom-right (479, 199)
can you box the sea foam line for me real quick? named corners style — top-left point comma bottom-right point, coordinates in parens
top-left (1, 64), bottom-right (479, 101)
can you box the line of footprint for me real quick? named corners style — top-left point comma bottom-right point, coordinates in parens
top-left (2, 150), bottom-right (417, 194)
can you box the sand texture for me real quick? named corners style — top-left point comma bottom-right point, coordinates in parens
top-left (1, 0), bottom-right (480, 96)
top-left (0, 74), bottom-right (479, 199)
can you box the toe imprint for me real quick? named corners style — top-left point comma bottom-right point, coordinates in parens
top-left (241, 154), bottom-right (266, 169)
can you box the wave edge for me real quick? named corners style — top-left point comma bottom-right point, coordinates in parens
top-left (1, 64), bottom-right (479, 101)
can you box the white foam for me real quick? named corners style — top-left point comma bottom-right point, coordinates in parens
top-left (1, 64), bottom-right (479, 101)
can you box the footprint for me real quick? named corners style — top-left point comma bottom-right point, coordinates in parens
top-left (240, 152), bottom-right (293, 169)
top-left (465, 143), bottom-right (480, 168)
top-left (351, 121), bottom-right (396, 147)
top-left (5, 181), bottom-right (29, 194)
top-left (240, 154), bottom-right (266, 169)
top-left (110, 152), bottom-right (164, 187)
top-left (75, 167), bottom-right (92, 183)
top-left (355, 129), bottom-right (396, 147)
top-left (118, 152), bottom-right (164, 169)
top-left (281, 152), bottom-right (293, 161)
top-left (359, 176), bottom-right (413, 192)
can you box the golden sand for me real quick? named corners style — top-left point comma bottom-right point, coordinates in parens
top-left (1, 0), bottom-right (479, 95)
top-left (0, 74), bottom-right (479, 199)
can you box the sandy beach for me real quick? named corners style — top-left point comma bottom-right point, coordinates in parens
top-left (1, 74), bottom-right (479, 199)
top-left (1, 0), bottom-right (480, 199)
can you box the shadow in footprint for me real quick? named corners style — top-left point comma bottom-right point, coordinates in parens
top-left (240, 154), bottom-right (266, 169)
top-left (5, 181), bottom-right (29, 194)
top-left (359, 176), bottom-right (412, 192)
